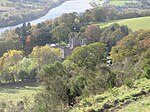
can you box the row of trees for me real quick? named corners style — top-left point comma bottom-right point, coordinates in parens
top-left (0, 45), bottom-right (61, 83)
top-left (0, 22), bottom-right (131, 84)
top-left (1, 4), bottom-right (149, 56)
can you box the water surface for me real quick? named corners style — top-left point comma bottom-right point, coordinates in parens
top-left (0, 0), bottom-right (92, 35)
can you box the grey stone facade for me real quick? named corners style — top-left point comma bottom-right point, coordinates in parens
top-left (49, 34), bottom-right (86, 59)
top-left (69, 34), bottom-right (86, 50)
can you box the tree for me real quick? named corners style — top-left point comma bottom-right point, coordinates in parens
top-left (110, 30), bottom-right (150, 85)
top-left (0, 38), bottom-right (22, 57)
top-left (58, 13), bottom-right (77, 31)
top-left (27, 23), bottom-right (32, 35)
top-left (80, 9), bottom-right (92, 24)
top-left (18, 57), bottom-right (37, 81)
top-left (110, 30), bottom-right (150, 62)
top-left (70, 42), bottom-right (106, 69)
top-left (21, 22), bottom-right (27, 48)
top-left (83, 64), bottom-right (116, 95)
top-left (100, 24), bottom-right (130, 50)
top-left (15, 22), bottom-right (29, 50)
top-left (24, 35), bottom-right (37, 55)
top-left (34, 62), bottom-right (68, 112)
top-left (91, 7), bottom-right (108, 22)
top-left (1, 50), bottom-right (23, 82)
top-left (141, 49), bottom-right (150, 79)
top-left (144, 67), bottom-right (150, 79)
top-left (85, 25), bottom-right (101, 43)
top-left (52, 24), bottom-right (71, 42)
top-left (31, 45), bottom-right (62, 70)
top-left (27, 23), bottom-right (31, 31)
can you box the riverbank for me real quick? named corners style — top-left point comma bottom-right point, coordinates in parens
top-left (0, 0), bottom-right (67, 28)
top-left (0, 0), bottom-right (92, 35)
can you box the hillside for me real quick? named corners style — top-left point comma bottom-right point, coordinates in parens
top-left (69, 78), bottom-right (150, 112)
top-left (118, 96), bottom-right (150, 112)
top-left (98, 16), bottom-right (150, 31)
top-left (0, 0), bottom-right (66, 28)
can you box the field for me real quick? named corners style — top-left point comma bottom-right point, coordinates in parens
top-left (110, 0), bottom-right (137, 6)
top-left (98, 16), bottom-right (150, 31)
top-left (69, 78), bottom-right (150, 112)
top-left (95, 0), bottom-right (137, 6)
top-left (0, 0), bottom-right (9, 3)
top-left (0, 81), bottom-right (42, 110)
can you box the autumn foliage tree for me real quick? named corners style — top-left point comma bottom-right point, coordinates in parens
top-left (110, 30), bottom-right (150, 62)
top-left (110, 30), bottom-right (150, 85)
top-left (85, 25), bottom-right (101, 43)
top-left (31, 45), bottom-right (62, 70)
top-left (0, 50), bottom-right (23, 82)
top-left (24, 35), bottom-right (37, 55)
top-left (100, 23), bottom-right (130, 50)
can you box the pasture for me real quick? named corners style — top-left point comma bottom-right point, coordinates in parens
top-left (110, 0), bottom-right (137, 6)
top-left (98, 16), bottom-right (150, 31)
top-left (0, 81), bottom-right (42, 110)
top-left (96, 0), bottom-right (137, 6)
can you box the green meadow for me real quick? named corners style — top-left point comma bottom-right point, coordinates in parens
top-left (0, 0), bottom-right (10, 3)
top-left (98, 16), bottom-right (150, 31)
top-left (0, 84), bottom-right (42, 110)
top-left (110, 0), bottom-right (137, 6)
top-left (96, 0), bottom-right (137, 6)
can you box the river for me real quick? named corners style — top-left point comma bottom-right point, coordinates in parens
top-left (0, 0), bottom-right (92, 35)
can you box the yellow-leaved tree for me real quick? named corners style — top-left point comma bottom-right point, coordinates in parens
top-left (31, 45), bottom-right (62, 70)
top-left (1, 50), bottom-right (23, 82)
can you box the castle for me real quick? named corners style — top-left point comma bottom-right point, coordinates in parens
top-left (49, 34), bottom-right (86, 59)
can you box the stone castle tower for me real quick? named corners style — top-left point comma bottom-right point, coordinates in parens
top-left (69, 34), bottom-right (86, 49)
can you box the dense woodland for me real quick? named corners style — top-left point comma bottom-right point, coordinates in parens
top-left (0, 1), bottom-right (150, 112)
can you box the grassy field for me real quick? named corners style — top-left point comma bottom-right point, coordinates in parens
top-left (96, 0), bottom-right (137, 6)
top-left (98, 16), bottom-right (150, 31)
top-left (69, 78), bottom-right (150, 112)
top-left (110, 0), bottom-right (137, 6)
top-left (0, 82), bottom-right (42, 110)
top-left (0, 0), bottom-right (9, 3)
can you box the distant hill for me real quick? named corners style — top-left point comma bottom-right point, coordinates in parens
top-left (0, 0), bottom-right (66, 28)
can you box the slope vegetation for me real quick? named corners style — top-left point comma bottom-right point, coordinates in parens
top-left (69, 78), bottom-right (150, 112)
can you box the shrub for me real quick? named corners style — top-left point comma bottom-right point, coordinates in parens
top-left (124, 78), bottom-right (133, 88)
top-left (144, 67), bottom-right (150, 79)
